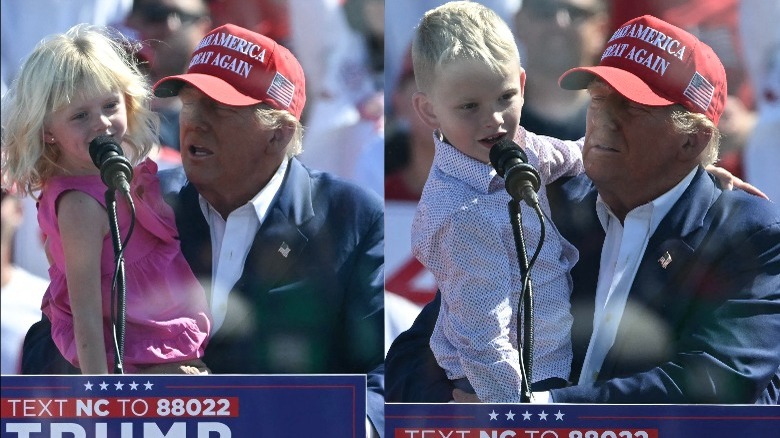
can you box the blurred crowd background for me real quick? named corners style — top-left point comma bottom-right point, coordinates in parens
top-left (2, 0), bottom-right (778, 370)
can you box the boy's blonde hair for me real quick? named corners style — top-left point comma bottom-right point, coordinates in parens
top-left (412, 1), bottom-right (520, 93)
top-left (1, 24), bottom-right (160, 197)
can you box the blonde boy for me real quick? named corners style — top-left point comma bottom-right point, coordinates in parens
top-left (410, 1), bottom-right (584, 402)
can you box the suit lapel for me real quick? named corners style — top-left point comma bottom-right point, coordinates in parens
top-left (238, 158), bottom-right (313, 292)
top-left (175, 182), bottom-right (213, 288)
top-left (600, 167), bottom-right (722, 377)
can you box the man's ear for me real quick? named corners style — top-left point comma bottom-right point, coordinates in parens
top-left (412, 91), bottom-right (439, 130)
top-left (268, 123), bottom-right (295, 155)
top-left (679, 129), bottom-right (711, 162)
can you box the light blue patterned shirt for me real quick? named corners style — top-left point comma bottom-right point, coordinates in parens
top-left (413, 127), bottom-right (584, 402)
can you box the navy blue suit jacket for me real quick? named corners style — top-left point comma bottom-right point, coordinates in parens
top-left (160, 157), bottom-right (386, 431)
top-left (386, 167), bottom-right (780, 404)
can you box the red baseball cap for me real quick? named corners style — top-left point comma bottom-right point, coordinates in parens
top-left (559, 15), bottom-right (727, 126)
top-left (153, 23), bottom-right (306, 119)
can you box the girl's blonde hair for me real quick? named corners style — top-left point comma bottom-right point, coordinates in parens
top-left (412, 1), bottom-right (520, 93)
top-left (1, 24), bottom-right (160, 197)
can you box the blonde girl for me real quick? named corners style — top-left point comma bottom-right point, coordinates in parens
top-left (2, 24), bottom-right (210, 374)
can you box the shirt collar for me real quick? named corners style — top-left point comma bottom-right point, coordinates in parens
top-left (432, 131), bottom-right (499, 194)
top-left (198, 157), bottom-right (289, 223)
top-left (596, 167), bottom-right (697, 232)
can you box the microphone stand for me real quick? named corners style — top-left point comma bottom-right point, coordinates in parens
top-left (104, 189), bottom-right (127, 374)
top-left (509, 200), bottom-right (537, 403)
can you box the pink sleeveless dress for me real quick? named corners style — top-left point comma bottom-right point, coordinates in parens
top-left (38, 158), bottom-right (211, 373)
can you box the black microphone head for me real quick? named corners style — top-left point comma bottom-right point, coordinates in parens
top-left (88, 135), bottom-right (133, 192)
top-left (489, 137), bottom-right (529, 178)
top-left (89, 135), bottom-right (123, 168)
top-left (489, 136), bottom-right (541, 204)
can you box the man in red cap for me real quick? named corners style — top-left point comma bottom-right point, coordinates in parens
top-left (153, 24), bottom-right (385, 433)
top-left (386, 15), bottom-right (780, 404)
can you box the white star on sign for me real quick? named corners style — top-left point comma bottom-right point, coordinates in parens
top-left (129, 381), bottom-right (139, 390)
top-left (522, 410), bottom-right (532, 420)
top-left (555, 410), bottom-right (565, 421)
top-left (99, 381), bottom-right (109, 390)
top-left (538, 410), bottom-right (548, 420)
top-left (505, 410), bottom-right (515, 420)
top-left (144, 381), bottom-right (154, 390)
top-left (114, 381), bottom-right (124, 390)
top-left (488, 410), bottom-right (499, 420)
top-left (84, 381), bottom-right (93, 391)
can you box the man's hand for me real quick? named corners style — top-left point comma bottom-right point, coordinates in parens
top-left (452, 388), bottom-right (482, 403)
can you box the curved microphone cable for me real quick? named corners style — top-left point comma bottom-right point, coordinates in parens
top-left (89, 135), bottom-right (137, 374)
top-left (490, 137), bottom-right (546, 402)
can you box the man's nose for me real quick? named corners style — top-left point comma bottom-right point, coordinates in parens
top-left (590, 102), bottom-right (618, 131)
top-left (181, 104), bottom-right (207, 130)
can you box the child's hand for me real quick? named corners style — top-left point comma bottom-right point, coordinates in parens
top-left (705, 165), bottom-right (769, 200)
top-left (452, 388), bottom-right (481, 403)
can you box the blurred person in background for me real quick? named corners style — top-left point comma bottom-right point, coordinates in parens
top-left (1, 190), bottom-right (49, 374)
top-left (514, 0), bottom-right (610, 140)
top-left (288, 0), bottom-right (384, 195)
top-left (385, 50), bottom-right (435, 202)
top-left (125, 0), bottom-right (213, 151)
top-left (207, 0), bottom-right (289, 45)
top-left (740, 0), bottom-right (780, 202)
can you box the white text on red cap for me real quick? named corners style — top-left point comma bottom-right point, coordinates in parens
top-left (188, 32), bottom-right (268, 79)
top-left (601, 23), bottom-right (688, 77)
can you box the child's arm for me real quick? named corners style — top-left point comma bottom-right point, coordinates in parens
top-left (58, 190), bottom-right (110, 374)
top-left (516, 127), bottom-right (584, 184)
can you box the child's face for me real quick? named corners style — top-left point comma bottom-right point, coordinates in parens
top-left (414, 58), bottom-right (525, 164)
top-left (45, 90), bottom-right (128, 175)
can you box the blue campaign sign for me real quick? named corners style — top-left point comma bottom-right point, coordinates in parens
top-left (1, 374), bottom-right (366, 437)
top-left (386, 403), bottom-right (780, 438)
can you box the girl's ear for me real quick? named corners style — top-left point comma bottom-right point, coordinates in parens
top-left (412, 91), bottom-right (439, 130)
top-left (268, 122), bottom-right (294, 155)
top-left (43, 131), bottom-right (55, 144)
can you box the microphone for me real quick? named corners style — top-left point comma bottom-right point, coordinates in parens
top-left (89, 135), bottom-right (133, 194)
top-left (489, 137), bottom-right (541, 207)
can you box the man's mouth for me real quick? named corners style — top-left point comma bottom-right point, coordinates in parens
top-left (593, 144), bottom-right (619, 152)
top-left (188, 145), bottom-right (214, 157)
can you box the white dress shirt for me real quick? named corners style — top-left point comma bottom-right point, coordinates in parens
top-left (199, 159), bottom-right (288, 333)
top-left (578, 168), bottom-right (697, 385)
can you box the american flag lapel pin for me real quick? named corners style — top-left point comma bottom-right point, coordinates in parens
top-left (278, 241), bottom-right (291, 258)
top-left (658, 251), bottom-right (672, 269)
